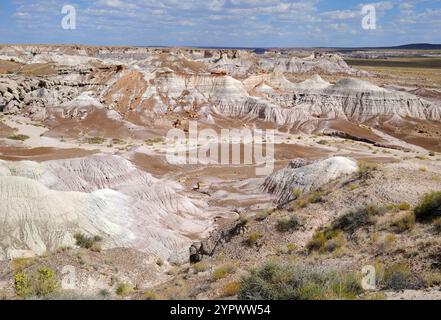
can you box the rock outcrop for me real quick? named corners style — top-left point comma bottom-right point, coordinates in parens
top-left (262, 157), bottom-right (358, 204)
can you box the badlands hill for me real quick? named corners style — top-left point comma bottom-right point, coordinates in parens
top-left (1, 45), bottom-right (439, 150)
top-left (0, 45), bottom-right (440, 300)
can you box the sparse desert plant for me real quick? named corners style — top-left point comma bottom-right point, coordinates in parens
top-left (14, 267), bottom-right (59, 298)
top-left (382, 262), bottom-right (423, 290)
top-left (84, 137), bottom-right (106, 144)
top-left (7, 134), bottom-right (30, 141)
top-left (115, 283), bottom-right (134, 297)
top-left (414, 191), bottom-right (441, 221)
top-left (145, 137), bottom-right (164, 146)
top-left (357, 161), bottom-right (378, 179)
top-left (391, 212), bottom-right (415, 233)
top-left (398, 203), bottom-right (411, 211)
top-left (245, 232), bottom-right (263, 247)
top-left (14, 272), bottom-right (32, 298)
top-left (221, 281), bottom-right (241, 297)
top-left (297, 199), bottom-right (307, 208)
top-left (143, 290), bottom-right (159, 300)
top-left (423, 271), bottom-right (441, 287)
top-left (276, 216), bottom-right (300, 232)
top-left (10, 257), bottom-right (35, 272)
top-left (239, 262), bottom-right (362, 300)
top-left (376, 234), bottom-right (397, 252)
top-left (212, 264), bottom-right (236, 281)
top-left (308, 190), bottom-right (325, 204)
top-left (332, 205), bottom-right (384, 233)
top-left (166, 266), bottom-right (179, 276)
top-left (255, 209), bottom-right (272, 221)
top-left (286, 243), bottom-right (298, 254)
top-left (317, 140), bottom-right (328, 145)
top-left (74, 233), bottom-right (103, 251)
top-left (34, 267), bottom-right (59, 297)
top-left (291, 188), bottom-right (302, 199)
top-left (111, 138), bottom-right (126, 145)
top-left (306, 229), bottom-right (345, 254)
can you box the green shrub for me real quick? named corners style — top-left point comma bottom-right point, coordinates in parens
top-left (7, 134), bottom-right (30, 141)
top-left (145, 137), bottom-right (164, 146)
top-left (14, 267), bottom-right (59, 298)
top-left (332, 205), bottom-right (384, 233)
top-left (239, 262), bottom-right (362, 300)
top-left (317, 140), bottom-right (329, 145)
top-left (306, 229), bottom-right (345, 254)
top-left (34, 267), bottom-right (59, 296)
top-left (111, 138), bottom-right (126, 145)
top-left (74, 233), bottom-right (103, 251)
top-left (276, 216), bottom-right (300, 232)
top-left (14, 272), bottom-right (32, 297)
top-left (308, 190), bottom-right (324, 204)
top-left (414, 191), bottom-right (441, 221)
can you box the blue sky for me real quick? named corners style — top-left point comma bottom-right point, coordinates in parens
top-left (0, 0), bottom-right (440, 47)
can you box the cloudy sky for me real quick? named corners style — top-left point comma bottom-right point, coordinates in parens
top-left (0, 0), bottom-right (440, 47)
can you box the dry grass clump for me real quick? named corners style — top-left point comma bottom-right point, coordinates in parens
top-left (307, 229), bottom-right (345, 254)
top-left (423, 271), bottom-right (441, 287)
top-left (332, 205), bottom-right (385, 233)
top-left (245, 232), bottom-right (263, 247)
top-left (115, 283), bottom-right (134, 297)
top-left (276, 216), bottom-right (300, 232)
top-left (357, 161), bottom-right (378, 179)
top-left (414, 191), bottom-right (441, 222)
top-left (83, 137), bottom-right (106, 144)
top-left (192, 261), bottom-right (209, 273)
top-left (381, 262), bottom-right (423, 290)
top-left (212, 264), bottom-right (236, 281)
top-left (221, 281), bottom-right (241, 297)
top-left (14, 267), bottom-right (59, 298)
top-left (391, 212), bottom-right (416, 233)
